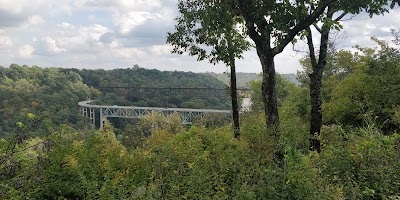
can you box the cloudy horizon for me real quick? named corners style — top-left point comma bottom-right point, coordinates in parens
top-left (0, 1), bottom-right (399, 74)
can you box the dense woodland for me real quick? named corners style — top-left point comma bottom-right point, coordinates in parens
top-left (2, 0), bottom-right (400, 198)
top-left (72, 67), bottom-right (231, 109)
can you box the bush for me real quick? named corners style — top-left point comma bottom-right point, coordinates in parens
top-left (319, 126), bottom-right (400, 199)
top-left (142, 126), bottom-right (261, 199)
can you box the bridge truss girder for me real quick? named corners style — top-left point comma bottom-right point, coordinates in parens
top-left (78, 100), bottom-right (231, 129)
top-left (100, 107), bottom-right (223, 124)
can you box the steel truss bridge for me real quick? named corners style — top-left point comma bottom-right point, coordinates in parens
top-left (78, 100), bottom-right (231, 129)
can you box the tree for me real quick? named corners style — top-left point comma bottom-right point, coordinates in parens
top-left (304, 0), bottom-right (394, 152)
top-left (167, 0), bottom-right (250, 139)
top-left (235, 0), bottom-right (335, 134)
top-left (304, 6), bottom-right (340, 152)
top-left (169, 0), bottom-right (336, 141)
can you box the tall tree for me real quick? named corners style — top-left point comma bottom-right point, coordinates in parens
top-left (305, 0), bottom-right (394, 152)
top-left (169, 0), bottom-right (341, 144)
top-left (167, 0), bottom-right (250, 139)
top-left (236, 0), bottom-right (333, 133)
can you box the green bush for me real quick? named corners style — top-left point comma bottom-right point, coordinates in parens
top-left (319, 126), bottom-right (400, 199)
top-left (37, 123), bottom-right (152, 199)
top-left (142, 126), bottom-right (262, 199)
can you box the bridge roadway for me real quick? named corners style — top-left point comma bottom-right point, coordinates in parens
top-left (78, 100), bottom-right (231, 129)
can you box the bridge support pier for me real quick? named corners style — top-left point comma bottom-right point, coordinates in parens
top-left (99, 108), bottom-right (107, 129)
top-left (89, 108), bottom-right (95, 129)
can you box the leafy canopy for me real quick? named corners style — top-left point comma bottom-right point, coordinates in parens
top-left (167, 0), bottom-right (250, 64)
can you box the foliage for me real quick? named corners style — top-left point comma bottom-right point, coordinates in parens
top-left (0, 65), bottom-right (94, 137)
top-left (33, 123), bottom-right (151, 199)
top-left (249, 74), bottom-right (298, 112)
top-left (1, 114), bottom-right (399, 199)
top-left (138, 111), bottom-right (184, 137)
top-left (166, 0), bottom-right (250, 65)
top-left (319, 125), bottom-right (400, 199)
top-left (73, 67), bottom-right (230, 110)
top-left (142, 126), bottom-right (257, 199)
top-left (324, 38), bottom-right (400, 131)
top-left (240, 112), bottom-right (275, 164)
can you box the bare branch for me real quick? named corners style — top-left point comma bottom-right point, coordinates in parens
top-left (334, 12), bottom-right (347, 21)
top-left (292, 43), bottom-right (308, 54)
top-left (340, 14), bottom-right (356, 21)
top-left (306, 27), bottom-right (318, 68)
top-left (313, 24), bottom-right (322, 34)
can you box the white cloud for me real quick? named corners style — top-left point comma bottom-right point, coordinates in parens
top-left (340, 11), bottom-right (400, 48)
top-left (149, 44), bottom-right (172, 56)
top-left (380, 26), bottom-right (397, 33)
top-left (34, 37), bottom-right (66, 56)
top-left (78, 0), bottom-right (162, 12)
top-left (114, 11), bottom-right (155, 35)
top-left (0, 0), bottom-right (47, 27)
top-left (31, 22), bottom-right (110, 57)
top-left (19, 44), bottom-right (35, 58)
top-left (0, 0), bottom-right (45, 14)
top-left (365, 23), bottom-right (377, 30)
top-left (0, 35), bottom-right (12, 48)
top-left (114, 47), bottom-right (146, 59)
top-left (28, 15), bottom-right (45, 25)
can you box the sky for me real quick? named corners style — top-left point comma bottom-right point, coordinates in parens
top-left (0, 1), bottom-right (399, 74)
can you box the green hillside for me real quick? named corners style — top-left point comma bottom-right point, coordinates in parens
top-left (69, 67), bottom-right (230, 109)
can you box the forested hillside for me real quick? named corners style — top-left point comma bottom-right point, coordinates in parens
top-left (69, 67), bottom-right (230, 109)
top-left (0, 65), bottom-right (231, 136)
top-left (0, 65), bottom-right (94, 137)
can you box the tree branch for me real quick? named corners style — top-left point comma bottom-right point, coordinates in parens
top-left (238, 0), bottom-right (262, 45)
top-left (313, 24), bottom-right (322, 34)
top-left (317, 6), bottom-right (334, 66)
top-left (334, 12), bottom-right (347, 21)
top-left (273, 0), bottom-right (334, 55)
top-left (306, 27), bottom-right (318, 68)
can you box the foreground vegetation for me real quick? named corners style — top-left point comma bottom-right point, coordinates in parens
top-left (1, 112), bottom-right (399, 199)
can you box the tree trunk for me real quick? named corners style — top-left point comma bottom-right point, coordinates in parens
top-left (227, 33), bottom-right (240, 139)
top-left (230, 60), bottom-right (240, 139)
top-left (309, 68), bottom-right (323, 152)
top-left (308, 8), bottom-right (333, 152)
top-left (256, 44), bottom-right (279, 131)
top-left (256, 43), bottom-right (282, 163)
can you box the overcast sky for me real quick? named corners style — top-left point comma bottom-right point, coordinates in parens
top-left (0, 1), bottom-right (399, 74)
